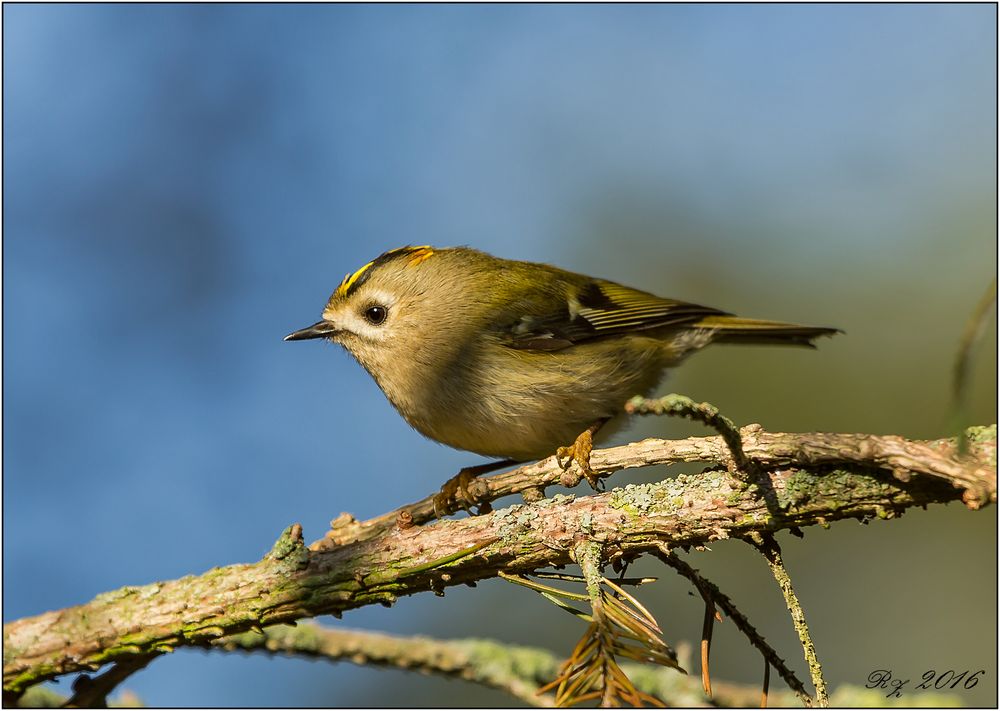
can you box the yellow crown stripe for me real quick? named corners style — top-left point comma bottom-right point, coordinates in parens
top-left (404, 246), bottom-right (434, 266)
top-left (334, 246), bottom-right (435, 298)
top-left (336, 260), bottom-right (376, 297)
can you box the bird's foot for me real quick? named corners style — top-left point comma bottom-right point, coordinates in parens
top-left (433, 468), bottom-right (482, 517)
top-left (432, 459), bottom-right (516, 518)
top-left (557, 427), bottom-right (602, 490)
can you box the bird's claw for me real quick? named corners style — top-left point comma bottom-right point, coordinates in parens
top-left (432, 468), bottom-right (493, 518)
top-left (556, 428), bottom-right (602, 490)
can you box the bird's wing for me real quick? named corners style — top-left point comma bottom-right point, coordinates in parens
top-left (503, 279), bottom-right (729, 351)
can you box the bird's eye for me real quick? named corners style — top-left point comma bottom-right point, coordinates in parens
top-left (363, 305), bottom-right (388, 325)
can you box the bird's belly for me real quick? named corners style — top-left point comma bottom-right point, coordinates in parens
top-left (397, 340), bottom-right (669, 461)
top-left (407, 395), bottom-right (630, 461)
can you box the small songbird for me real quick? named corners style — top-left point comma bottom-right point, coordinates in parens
top-left (286, 246), bottom-right (838, 514)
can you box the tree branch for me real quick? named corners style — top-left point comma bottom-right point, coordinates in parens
top-left (654, 545), bottom-right (813, 705)
top-left (216, 623), bottom-right (559, 707)
top-left (321, 423), bottom-right (997, 547)
top-left (17, 623), bottom-right (962, 708)
top-left (62, 655), bottom-right (154, 708)
top-left (4, 426), bottom-right (995, 697)
top-left (745, 533), bottom-right (827, 706)
top-left (212, 623), bottom-right (961, 708)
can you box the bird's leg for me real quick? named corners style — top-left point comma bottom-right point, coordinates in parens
top-left (556, 418), bottom-right (610, 490)
top-left (433, 459), bottom-right (519, 518)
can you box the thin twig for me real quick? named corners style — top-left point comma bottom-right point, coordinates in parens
top-left (952, 279), bottom-right (997, 452)
top-left (654, 544), bottom-right (814, 706)
top-left (701, 599), bottom-right (714, 698)
top-left (626, 394), bottom-right (760, 479)
top-left (532, 572), bottom-right (657, 587)
top-left (762, 658), bottom-right (771, 708)
top-left (63, 655), bottom-right (155, 708)
top-left (746, 532), bottom-right (828, 707)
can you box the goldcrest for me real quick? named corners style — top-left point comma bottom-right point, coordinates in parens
top-left (286, 246), bottom-right (837, 510)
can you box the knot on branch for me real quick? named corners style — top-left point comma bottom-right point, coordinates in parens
top-left (268, 523), bottom-right (308, 569)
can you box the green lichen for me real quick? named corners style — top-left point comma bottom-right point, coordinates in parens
top-left (608, 482), bottom-right (673, 518)
top-left (725, 489), bottom-right (744, 506)
top-left (540, 493), bottom-right (575, 506)
top-left (227, 623), bottom-right (323, 654)
top-left (781, 466), bottom-right (895, 512)
top-left (8, 665), bottom-right (62, 695)
top-left (496, 505), bottom-right (530, 543)
top-left (737, 512), bottom-right (765, 527)
top-left (515, 509), bottom-right (539, 527)
top-left (91, 585), bottom-right (142, 605)
top-left (965, 424), bottom-right (997, 466)
top-left (268, 525), bottom-right (309, 570)
top-left (965, 424), bottom-right (996, 445)
top-left (463, 638), bottom-right (560, 684)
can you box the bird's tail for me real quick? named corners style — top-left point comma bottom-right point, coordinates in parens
top-left (695, 315), bottom-right (841, 348)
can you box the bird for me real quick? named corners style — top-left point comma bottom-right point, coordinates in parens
top-left (286, 245), bottom-right (839, 515)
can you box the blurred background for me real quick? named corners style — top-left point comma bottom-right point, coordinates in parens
top-left (3, 4), bottom-right (996, 707)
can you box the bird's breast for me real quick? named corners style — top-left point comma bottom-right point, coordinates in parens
top-left (378, 337), bottom-right (672, 461)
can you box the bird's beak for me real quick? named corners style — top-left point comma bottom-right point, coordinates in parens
top-left (284, 320), bottom-right (339, 341)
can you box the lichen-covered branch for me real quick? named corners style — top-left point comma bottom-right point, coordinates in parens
top-left (745, 533), bottom-right (828, 706)
top-left (217, 623), bottom-right (559, 707)
top-left (321, 424), bottom-right (997, 546)
top-left (61, 655), bottom-right (154, 708)
top-left (653, 545), bottom-right (813, 706)
top-left (625, 394), bottom-right (760, 480)
top-left (210, 623), bottom-right (964, 708)
top-left (16, 623), bottom-right (962, 708)
top-left (4, 426), bottom-right (995, 697)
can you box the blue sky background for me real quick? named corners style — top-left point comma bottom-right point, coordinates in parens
top-left (4, 4), bottom-right (996, 706)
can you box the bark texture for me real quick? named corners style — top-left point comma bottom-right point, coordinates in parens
top-left (4, 425), bottom-right (995, 697)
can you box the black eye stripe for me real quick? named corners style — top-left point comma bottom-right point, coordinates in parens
top-left (363, 305), bottom-right (388, 325)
